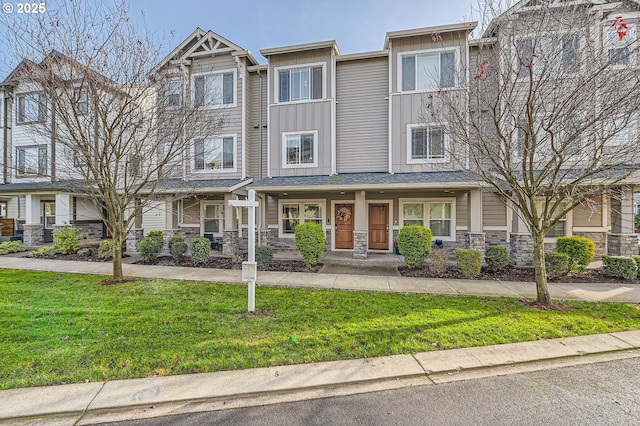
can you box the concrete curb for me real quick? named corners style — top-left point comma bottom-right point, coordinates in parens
top-left (2, 331), bottom-right (639, 425)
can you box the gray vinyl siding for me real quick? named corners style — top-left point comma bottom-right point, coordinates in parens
top-left (390, 33), bottom-right (469, 174)
top-left (75, 197), bottom-right (101, 221)
top-left (482, 191), bottom-right (507, 227)
top-left (573, 196), bottom-right (603, 227)
top-left (267, 49), bottom-right (333, 177)
top-left (336, 57), bottom-right (388, 173)
top-left (142, 200), bottom-right (166, 232)
top-left (247, 70), bottom-right (268, 180)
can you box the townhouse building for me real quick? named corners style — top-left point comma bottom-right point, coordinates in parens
top-left (1, 0), bottom-right (638, 263)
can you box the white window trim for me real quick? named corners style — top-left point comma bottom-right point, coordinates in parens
top-left (278, 199), bottom-right (326, 238)
top-left (537, 200), bottom-right (574, 242)
top-left (397, 47), bottom-right (460, 93)
top-left (15, 91), bottom-right (46, 124)
top-left (200, 201), bottom-right (224, 237)
top-left (281, 130), bottom-right (319, 169)
top-left (274, 62), bottom-right (326, 104)
top-left (399, 198), bottom-right (456, 241)
top-left (190, 68), bottom-right (237, 109)
top-left (192, 134), bottom-right (238, 174)
top-left (603, 21), bottom-right (637, 68)
top-left (166, 78), bottom-right (182, 109)
top-left (406, 123), bottom-right (449, 164)
top-left (16, 144), bottom-right (47, 177)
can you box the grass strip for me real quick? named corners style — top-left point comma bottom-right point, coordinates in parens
top-left (1, 269), bottom-right (639, 389)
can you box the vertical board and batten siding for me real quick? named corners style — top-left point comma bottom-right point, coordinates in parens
top-left (456, 192), bottom-right (468, 227)
top-left (142, 200), bottom-right (166, 233)
top-left (390, 33), bottom-right (469, 174)
top-left (267, 49), bottom-right (333, 177)
top-left (482, 191), bottom-right (508, 227)
top-left (181, 54), bottom-right (244, 181)
top-left (247, 70), bottom-right (268, 180)
top-left (335, 57), bottom-right (388, 173)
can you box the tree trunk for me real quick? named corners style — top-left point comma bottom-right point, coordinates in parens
top-left (111, 229), bottom-right (124, 281)
top-left (532, 233), bottom-right (551, 304)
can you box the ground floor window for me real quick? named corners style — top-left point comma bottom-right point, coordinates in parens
top-left (280, 200), bottom-right (324, 235)
top-left (544, 202), bottom-right (567, 238)
top-left (400, 199), bottom-right (454, 239)
top-left (202, 203), bottom-right (223, 235)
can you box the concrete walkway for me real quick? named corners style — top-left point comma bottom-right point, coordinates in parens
top-left (1, 331), bottom-right (639, 424)
top-left (1, 255), bottom-right (640, 303)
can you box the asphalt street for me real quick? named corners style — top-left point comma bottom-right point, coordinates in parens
top-left (106, 357), bottom-right (640, 426)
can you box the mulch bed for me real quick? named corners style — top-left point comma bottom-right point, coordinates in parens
top-left (22, 253), bottom-right (118, 262)
top-left (139, 256), bottom-right (323, 273)
top-left (398, 265), bottom-right (640, 284)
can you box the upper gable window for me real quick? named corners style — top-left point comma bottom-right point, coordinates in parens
top-left (604, 23), bottom-right (637, 66)
top-left (193, 71), bottom-right (235, 107)
top-left (516, 34), bottom-right (580, 76)
top-left (167, 79), bottom-right (181, 108)
top-left (16, 92), bottom-right (46, 124)
top-left (278, 65), bottom-right (323, 103)
top-left (401, 50), bottom-right (456, 92)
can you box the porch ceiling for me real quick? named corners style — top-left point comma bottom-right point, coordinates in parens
top-left (250, 172), bottom-right (484, 192)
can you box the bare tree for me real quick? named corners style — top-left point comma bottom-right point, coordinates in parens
top-left (427, 0), bottom-right (640, 304)
top-left (1, 0), bottom-right (222, 280)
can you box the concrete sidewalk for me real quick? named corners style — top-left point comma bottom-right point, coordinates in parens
top-left (1, 331), bottom-right (639, 425)
top-left (1, 255), bottom-right (640, 303)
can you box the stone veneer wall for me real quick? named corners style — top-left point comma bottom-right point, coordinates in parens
top-left (126, 229), bottom-right (143, 253)
top-left (464, 232), bottom-right (486, 257)
top-left (484, 231), bottom-right (508, 248)
top-left (23, 224), bottom-right (44, 246)
top-left (607, 233), bottom-right (640, 256)
top-left (573, 232), bottom-right (607, 259)
top-left (510, 233), bottom-right (534, 266)
top-left (353, 231), bottom-right (368, 259)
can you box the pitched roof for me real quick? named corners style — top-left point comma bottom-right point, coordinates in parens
top-left (149, 28), bottom-right (257, 76)
top-left (250, 172), bottom-right (483, 191)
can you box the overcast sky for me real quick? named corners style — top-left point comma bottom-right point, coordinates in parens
top-left (1, 0), bottom-right (479, 73)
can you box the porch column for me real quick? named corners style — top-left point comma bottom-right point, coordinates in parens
top-left (353, 190), bottom-right (367, 259)
top-left (126, 199), bottom-right (143, 254)
top-left (608, 187), bottom-right (639, 255)
top-left (54, 193), bottom-right (73, 226)
top-left (258, 194), bottom-right (271, 247)
top-left (510, 205), bottom-right (533, 266)
top-left (162, 196), bottom-right (180, 255)
top-left (223, 193), bottom-right (239, 255)
top-left (465, 189), bottom-right (485, 257)
top-left (23, 194), bottom-right (43, 246)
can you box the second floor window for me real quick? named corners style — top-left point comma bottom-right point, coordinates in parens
top-left (408, 125), bottom-right (446, 162)
top-left (401, 50), bottom-right (455, 92)
top-left (193, 71), bottom-right (234, 107)
top-left (283, 131), bottom-right (317, 167)
top-left (167, 79), bottom-right (181, 107)
top-left (278, 66), bottom-right (323, 102)
top-left (194, 136), bottom-right (235, 171)
top-left (17, 145), bottom-right (47, 176)
top-left (516, 34), bottom-right (580, 76)
top-left (16, 92), bottom-right (45, 124)
top-left (604, 23), bottom-right (636, 66)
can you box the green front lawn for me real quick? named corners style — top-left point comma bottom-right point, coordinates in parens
top-left (1, 269), bottom-right (639, 389)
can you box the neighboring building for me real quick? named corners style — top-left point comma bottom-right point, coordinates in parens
top-left (1, 0), bottom-right (639, 262)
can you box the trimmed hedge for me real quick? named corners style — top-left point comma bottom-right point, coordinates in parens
top-left (633, 255), bottom-right (640, 278)
top-left (428, 249), bottom-right (449, 274)
top-left (603, 256), bottom-right (638, 280)
top-left (139, 231), bottom-right (164, 262)
top-left (0, 241), bottom-right (26, 255)
top-left (556, 236), bottom-right (595, 272)
top-left (77, 248), bottom-right (93, 257)
top-left (455, 249), bottom-right (482, 278)
top-left (397, 225), bottom-right (432, 269)
top-left (53, 226), bottom-right (79, 255)
top-left (190, 237), bottom-right (211, 265)
top-left (485, 245), bottom-right (509, 272)
top-left (294, 222), bottom-right (325, 269)
top-left (545, 252), bottom-right (570, 278)
top-left (256, 245), bottom-right (274, 270)
top-left (98, 240), bottom-right (113, 259)
top-left (168, 235), bottom-right (187, 261)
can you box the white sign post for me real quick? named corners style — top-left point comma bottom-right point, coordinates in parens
top-left (229, 189), bottom-right (259, 312)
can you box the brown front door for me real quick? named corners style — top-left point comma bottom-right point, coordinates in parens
top-left (335, 204), bottom-right (354, 249)
top-left (369, 204), bottom-right (389, 250)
